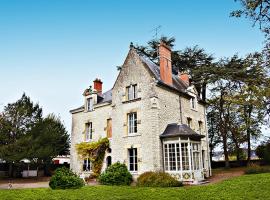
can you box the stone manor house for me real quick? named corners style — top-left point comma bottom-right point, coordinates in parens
top-left (70, 42), bottom-right (211, 183)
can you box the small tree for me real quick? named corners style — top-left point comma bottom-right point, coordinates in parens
top-left (28, 114), bottom-right (70, 174)
top-left (98, 162), bottom-right (132, 185)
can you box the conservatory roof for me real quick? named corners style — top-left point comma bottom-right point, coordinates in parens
top-left (160, 123), bottom-right (204, 141)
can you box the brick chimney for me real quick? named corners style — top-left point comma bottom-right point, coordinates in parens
top-left (159, 41), bottom-right (172, 85)
top-left (93, 78), bottom-right (103, 95)
top-left (178, 71), bottom-right (190, 86)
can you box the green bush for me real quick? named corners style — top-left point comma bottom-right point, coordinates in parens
top-left (49, 167), bottom-right (85, 189)
top-left (256, 140), bottom-right (270, 164)
top-left (98, 162), bottom-right (132, 185)
top-left (245, 164), bottom-right (270, 174)
top-left (137, 171), bottom-right (182, 187)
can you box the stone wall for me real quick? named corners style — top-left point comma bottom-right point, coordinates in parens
top-left (110, 48), bottom-right (160, 176)
top-left (70, 103), bottom-right (112, 174)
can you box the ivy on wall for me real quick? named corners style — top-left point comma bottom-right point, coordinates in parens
top-left (76, 137), bottom-right (109, 177)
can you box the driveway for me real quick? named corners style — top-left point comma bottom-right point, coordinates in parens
top-left (0, 177), bottom-right (50, 189)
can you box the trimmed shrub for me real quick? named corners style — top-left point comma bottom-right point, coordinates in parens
top-left (98, 162), bottom-right (132, 185)
top-left (49, 167), bottom-right (84, 189)
top-left (137, 171), bottom-right (182, 187)
top-left (245, 163), bottom-right (270, 174)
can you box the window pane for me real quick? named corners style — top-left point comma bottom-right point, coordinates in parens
top-left (181, 143), bottom-right (189, 170)
top-left (133, 85), bottom-right (137, 99)
top-left (169, 144), bottom-right (176, 171)
top-left (87, 98), bottom-right (93, 111)
top-left (164, 144), bottom-right (168, 171)
top-left (128, 113), bottom-right (137, 134)
top-left (128, 148), bottom-right (137, 172)
top-left (134, 113), bottom-right (137, 133)
top-left (176, 144), bottom-right (181, 171)
top-left (90, 122), bottom-right (92, 140)
top-left (134, 149), bottom-right (138, 171)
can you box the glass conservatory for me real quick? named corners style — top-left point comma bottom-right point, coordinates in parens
top-left (160, 123), bottom-right (205, 182)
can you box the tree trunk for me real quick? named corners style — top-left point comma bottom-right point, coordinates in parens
top-left (247, 128), bottom-right (251, 165)
top-left (230, 130), bottom-right (241, 164)
top-left (222, 134), bottom-right (230, 168)
top-left (246, 106), bottom-right (252, 165)
top-left (8, 162), bottom-right (13, 178)
top-left (202, 83), bottom-right (207, 102)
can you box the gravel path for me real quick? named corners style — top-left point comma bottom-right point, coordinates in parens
top-left (0, 177), bottom-right (50, 189)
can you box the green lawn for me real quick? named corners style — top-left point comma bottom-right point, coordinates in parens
top-left (1, 173), bottom-right (270, 200)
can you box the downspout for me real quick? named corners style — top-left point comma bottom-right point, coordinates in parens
top-left (179, 95), bottom-right (183, 124)
top-left (204, 105), bottom-right (212, 176)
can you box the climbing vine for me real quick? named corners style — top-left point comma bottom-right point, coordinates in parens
top-left (76, 137), bottom-right (109, 177)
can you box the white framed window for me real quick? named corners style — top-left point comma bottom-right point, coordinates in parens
top-left (165, 143), bottom-right (178, 171)
top-left (190, 97), bottom-right (196, 109)
top-left (164, 142), bottom-right (190, 172)
top-left (128, 112), bottom-right (137, 134)
top-left (87, 98), bottom-right (93, 111)
top-left (128, 148), bottom-right (138, 172)
top-left (127, 84), bottom-right (137, 100)
top-left (192, 143), bottom-right (200, 170)
top-left (181, 143), bottom-right (190, 170)
top-left (85, 122), bottom-right (93, 141)
top-left (83, 158), bottom-right (92, 171)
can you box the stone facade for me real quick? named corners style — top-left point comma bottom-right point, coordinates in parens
top-left (70, 45), bottom-right (211, 182)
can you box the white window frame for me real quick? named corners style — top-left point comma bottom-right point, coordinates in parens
top-left (83, 158), bottom-right (92, 171)
top-left (163, 141), bottom-right (191, 172)
top-left (127, 84), bottom-right (137, 100)
top-left (128, 112), bottom-right (137, 134)
top-left (128, 148), bottom-right (138, 172)
top-left (192, 143), bottom-right (201, 171)
top-left (87, 98), bottom-right (93, 111)
top-left (85, 122), bottom-right (93, 141)
top-left (190, 97), bottom-right (196, 110)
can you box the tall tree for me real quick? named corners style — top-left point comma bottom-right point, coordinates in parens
top-left (0, 93), bottom-right (42, 176)
top-left (135, 36), bottom-right (215, 101)
top-left (28, 114), bottom-right (70, 163)
top-left (207, 106), bottom-right (222, 163)
top-left (0, 94), bottom-right (70, 177)
top-left (209, 53), bottom-right (269, 165)
top-left (231, 0), bottom-right (270, 63)
top-left (178, 46), bottom-right (215, 101)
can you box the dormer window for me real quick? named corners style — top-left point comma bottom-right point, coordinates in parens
top-left (190, 97), bottom-right (196, 110)
top-left (87, 98), bottom-right (93, 111)
top-left (127, 84), bottom-right (137, 101)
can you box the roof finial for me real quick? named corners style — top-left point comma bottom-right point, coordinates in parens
top-left (130, 42), bottom-right (134, 48)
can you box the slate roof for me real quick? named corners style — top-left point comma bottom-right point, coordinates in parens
top-left (138, 53), bottom-right (189, 94)
top-left (98, 89), bottom-right (112, 104)
top-left (70, 48), bottom-right (200, 114)
top-left (160, 123), bottom-right (205, 141)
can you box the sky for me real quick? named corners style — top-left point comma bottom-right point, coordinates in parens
top-left (0, 0), bottom-right (267, 137)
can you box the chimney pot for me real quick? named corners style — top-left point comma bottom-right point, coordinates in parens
top-left (178, 71), bottom-right (190, 86)
top-left (93, 78), bottom-right (103, 95)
